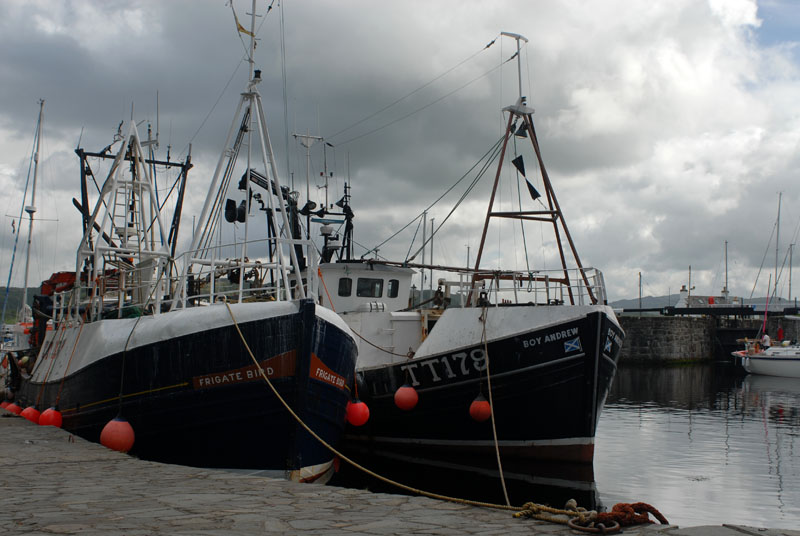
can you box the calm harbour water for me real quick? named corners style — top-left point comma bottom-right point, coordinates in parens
top-left (334, 363), bottom-right (800, 529)
top-left (596, 364), bottom-right (800, 529)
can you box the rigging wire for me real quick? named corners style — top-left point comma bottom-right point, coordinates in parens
top-left (327, 36), bottom-right (499, 142)
top-left (279, 0), bottom-right (290, 190)
top-left (750, 220), bottom-right (777, 299)
top-left (1, 114), bottom-right (39, 322)
top-left (363, 134), bottom-right (504, 258)
top-left (404, 216), bottom-right (424, 263)
top-left (407, 136), bottom-right (505, 262)
top-left (335, 56), bottom-right (517, 147)
top-left (179, 0), bottom-right (275, 160)
top-left (511, 130), bottom-right (532, 274)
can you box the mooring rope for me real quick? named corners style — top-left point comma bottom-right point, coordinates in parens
top-left (221, 298), bottom-right (667, 532)
top-left (479, 305), bottom-right (511, 506)
top-left (222, 298), bottom-right (518, 510)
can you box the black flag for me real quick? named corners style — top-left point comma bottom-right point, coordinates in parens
top-left (511, 155), bottom-right (526, 177)
top-left (525, 179), bottom-right (541, 200)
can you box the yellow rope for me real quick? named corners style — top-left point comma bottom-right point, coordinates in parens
top-left (222, 298), bottom-right (598, 525)
top-left (480, 305), bottom-right (510, 506)
top-left (222, 299), bottom-right (518, 511)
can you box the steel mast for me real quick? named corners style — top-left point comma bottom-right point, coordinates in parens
top-left (470, 33), bottom-right (595, 305)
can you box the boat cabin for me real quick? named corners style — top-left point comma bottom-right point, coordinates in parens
top-left (318, 261), bottom-right (415, 314)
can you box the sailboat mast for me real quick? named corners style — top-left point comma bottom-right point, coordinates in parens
top-left (20, 99), bottom-right (44, 319)
top-left (775, 192), bottom-right (781, 299)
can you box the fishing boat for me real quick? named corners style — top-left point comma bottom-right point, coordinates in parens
top-left (314, 32), bottom-right (624, 463)
top-left (3, 2), bottom-right (357, 482)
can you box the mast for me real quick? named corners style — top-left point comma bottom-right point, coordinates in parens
top-left (470, 33), bottom-right (595, 305)
top-left (722, 240), bottom-right (729, 302)
top-left (293, 132), bottom-right (322, 238)
top-left (790, 243), bottom-right (793, 304)
top-left (775, 192), bottom-right (781, 300)
top-left (175, 0), bottom-right (307, 307)
top-left (20, 99), bottom-right (45, 321)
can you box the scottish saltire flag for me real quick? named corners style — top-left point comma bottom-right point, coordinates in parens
top-left (604, 338), bottom-right (613, 353)
top-left (564, 337), bottom-right (582, 353)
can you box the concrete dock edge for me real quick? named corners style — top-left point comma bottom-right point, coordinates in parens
top-left (1, 411), bottom-right (796, 535)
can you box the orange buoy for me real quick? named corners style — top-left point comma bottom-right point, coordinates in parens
top-left (346, 399), bottom-right (370, 426)
top-left (394, 384), bottom-right (419, 411)
top-left (100, 417), bottom-right (135, 453)
top-left (20, 406), bottom-right (41, 424)
top-left (469, 393), bottom-right (492, 422)
top-left (39, 407), bottom-right (63, 428)
top-left (6, 402), bottom-right (23, 415)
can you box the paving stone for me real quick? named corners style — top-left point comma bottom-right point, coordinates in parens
top-left (0, 412), bottom-right (777, 535)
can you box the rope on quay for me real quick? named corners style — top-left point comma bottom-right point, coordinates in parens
top-left (222, 298), bottom-right (668, 532)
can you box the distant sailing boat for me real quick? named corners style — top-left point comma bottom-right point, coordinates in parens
top-left (1, 99), bottom-right (46, 360)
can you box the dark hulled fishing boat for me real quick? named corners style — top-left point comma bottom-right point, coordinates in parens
top-left (316, 32), bottom-right (624, 463)
top-left (4, 1), bottom-right (357, 482)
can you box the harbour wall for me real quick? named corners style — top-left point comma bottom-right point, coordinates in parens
top-left (616, 315), bottom-right (800, 363)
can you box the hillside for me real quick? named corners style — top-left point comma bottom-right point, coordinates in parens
top-left (0, 287), bottom-right (37, 322)
top-left (610, 294), bottom-right (796, 311)
top-left (610, 295), bottom-right (679, 309)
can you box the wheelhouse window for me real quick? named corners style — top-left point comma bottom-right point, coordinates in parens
top-left (357, 277), bottom-right (383, 298)
top-left (388, 279), bottom-right (400, 298)
top-left (338, 277), bottom-right (352, 297)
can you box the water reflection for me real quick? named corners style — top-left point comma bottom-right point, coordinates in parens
top-left (332, 365), bottom-right (800, 529)
top-left (332, 448), bottom-right (599, 510)
top-left (596, 365), bottom-right (800, 529)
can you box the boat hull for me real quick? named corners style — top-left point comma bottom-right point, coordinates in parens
top-left (743, 352), bottom-right (800, 378)
top-left (347, 307), bottom-right (622, 463)
top-left (13, 299), bottom-right (357, 473)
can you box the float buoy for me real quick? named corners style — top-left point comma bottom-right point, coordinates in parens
top-left (469, 393), bottom-right (492, 422)
top-left (6, 402), bottom-right (23, 415)
top-left (20, 406), bottom-right (41, 424)
top-left (394, 384), bottom-right (418, 411)
top-left (100, 417), bottom-right (135, 453)
top-left (0, 401), bottom-right (9, 409)
top-left (346, 399), bottom-right (370, 426)
top-left (39, 407), bottom-right (63, 427)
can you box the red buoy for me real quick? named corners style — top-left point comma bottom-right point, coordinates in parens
top-left (100, 417), bottom-right (135, 453)
top-left (346, 399), bottom-right (370, 426)
top-left (469, 393), bottom-right (492, 422)
top-left (0, 401), bottom-right (9, 409)
top-left (394, 384), bottom-right (419, 411)
top-left (6, 402), bottom-right (23, 415)
top-left (39, 407), bottom-right (63, 428)
top-left (20, 406), bottom-right (41, 424)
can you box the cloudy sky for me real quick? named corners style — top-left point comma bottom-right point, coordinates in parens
top-left (1, 0), bottom-right (800, 303)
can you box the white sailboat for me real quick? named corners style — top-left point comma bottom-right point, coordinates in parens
top-left (1, 99), bottom-right (46, 369)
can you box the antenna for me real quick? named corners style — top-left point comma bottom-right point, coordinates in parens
top-left (156, 90), bottom-right (160, 149)
top-left (500, 31), bottom-right (529, 103)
